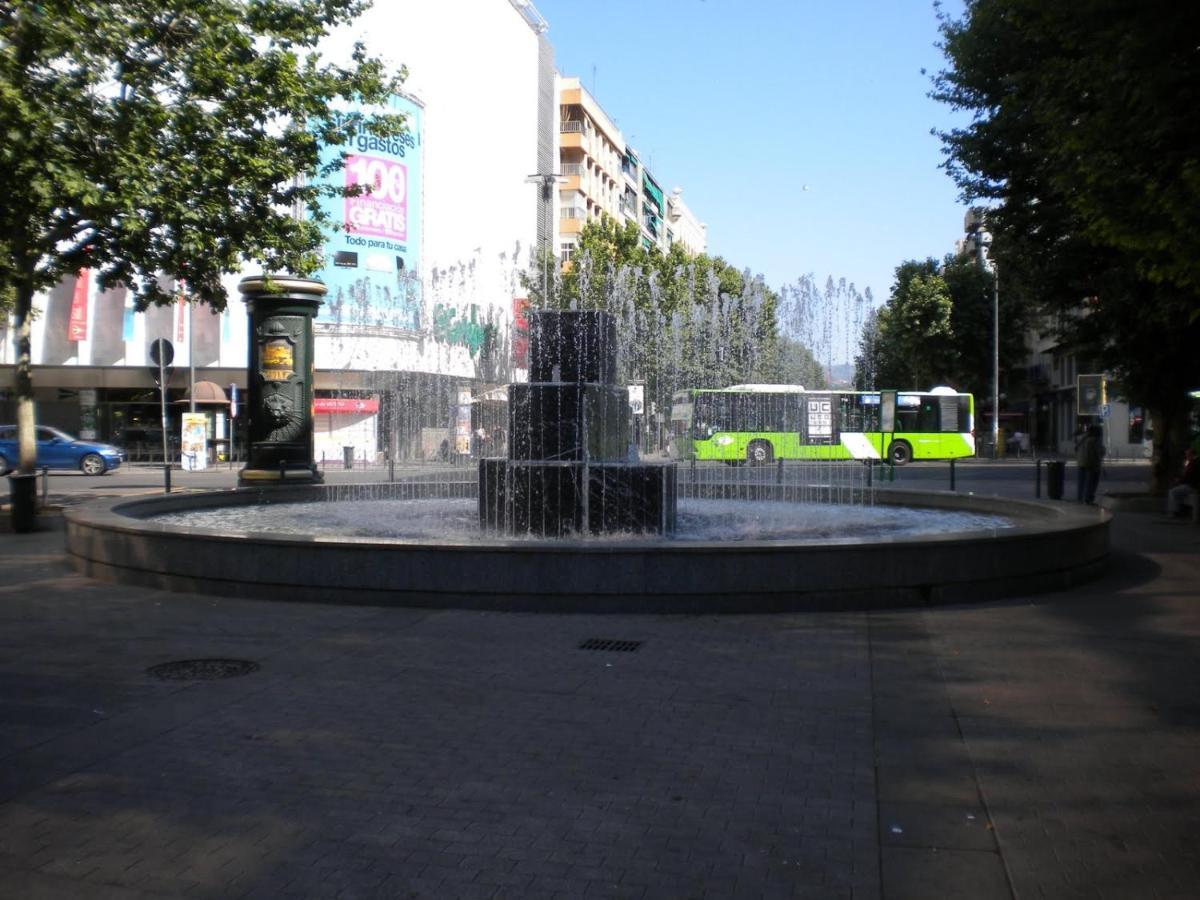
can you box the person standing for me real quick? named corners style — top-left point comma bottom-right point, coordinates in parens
top-left (1166, 447), bottom-right (1200, 519)
top-left (1076, 424), bottom-right (1104, 504)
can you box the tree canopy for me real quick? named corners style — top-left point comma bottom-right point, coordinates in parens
top-left (853, 254), bottom-right (1025, 400)
top-left (0, 0), bottom-right (404, 509)
top-left (931, 0), bottom-right (1200, 484)
top-left (1, 0), bottom-right (404, 314)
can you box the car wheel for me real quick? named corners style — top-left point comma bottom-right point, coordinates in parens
top-left (80, 453), bottom-right (107, 476)
top-left (888, 440), bottom-right (913, 466)
top-left (747, 440), bottom-right (773, 466)
top-left (0, 453), bottom-right (9, 476)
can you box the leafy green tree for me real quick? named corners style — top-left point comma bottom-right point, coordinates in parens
top-left (524, 219), bottom-right (800, 432)
top-left (932, 0), bottom-right (1200, 488)
top-left (776, 335), bottom-right (826, 389)
top-left (1, 0), bottom-right (404, 525)
top-left (857, 260), bottom-right (956, 391)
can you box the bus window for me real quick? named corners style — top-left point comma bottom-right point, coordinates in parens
top-left (939, 396), bottom-right (959, 432)
top-left (918, 398), bottom-right (940, 432)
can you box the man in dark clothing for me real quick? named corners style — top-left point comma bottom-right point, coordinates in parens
top-left (1075, 424), bottom-right (1104, 504)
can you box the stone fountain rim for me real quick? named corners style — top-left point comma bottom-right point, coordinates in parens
top-left (63, 483), bottom-right (1110, 612)
top-left (66, 484), bottom-right (1102, 551)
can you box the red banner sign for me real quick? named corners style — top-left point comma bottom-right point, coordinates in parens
top-left (314, 397), bottom-right (379, 414)
top-left (176, 286), bottom-right (186, 343)
top-left (68, 270), bottom-right (90, 342)
top-left (512, 296), bottom-right (529, 369)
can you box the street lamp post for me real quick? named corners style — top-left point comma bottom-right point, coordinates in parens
top-left (966, 208), bottom-right (1000, 459)
top-left (525, 173), bottom-right (566, 304)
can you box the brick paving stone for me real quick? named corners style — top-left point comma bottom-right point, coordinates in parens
top-left (0, 510), bottom-right (1198, 898)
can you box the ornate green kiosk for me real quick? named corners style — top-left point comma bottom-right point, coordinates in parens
top-left (238, 275), bottom-right (325, 485)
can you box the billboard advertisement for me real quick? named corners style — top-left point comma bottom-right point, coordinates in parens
top-left (314, 93), bottom-right (423, 331)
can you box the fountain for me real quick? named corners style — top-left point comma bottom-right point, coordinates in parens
top-left (61, 255), bottom-right (1109, 612)
top-left (479, 310), bottom-right (676, 537)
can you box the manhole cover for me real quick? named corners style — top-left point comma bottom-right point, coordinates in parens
top-left (578, 639), bottom-right (642, 653)
top-left (146, 659), bottom-right (260, 681)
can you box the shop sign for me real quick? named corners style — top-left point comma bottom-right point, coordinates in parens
top-left (314, 397), bottom-right (380, 414)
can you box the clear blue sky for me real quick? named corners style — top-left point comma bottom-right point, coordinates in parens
top-left (536, 0), bottom-right (968, 308)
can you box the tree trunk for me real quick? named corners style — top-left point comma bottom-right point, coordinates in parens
top-left (10, 281), bottom-right (38, 532)
top-left (1148, 402), bottom-right (1189, 496)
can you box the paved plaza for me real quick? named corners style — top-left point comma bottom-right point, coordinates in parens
top-left (1, 471), bottom-right (1198, 898)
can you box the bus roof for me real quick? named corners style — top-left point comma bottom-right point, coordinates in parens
top-left (722, 384), bottom-right (806, 393)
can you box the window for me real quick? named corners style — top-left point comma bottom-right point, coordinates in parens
top-left (560, 243), bottom-right (575, 263)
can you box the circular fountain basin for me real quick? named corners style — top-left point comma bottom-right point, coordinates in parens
top-left (64, 480), bottom-right (1109, 613)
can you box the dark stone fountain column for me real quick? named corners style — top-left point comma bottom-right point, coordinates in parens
top-left (238, 275), bottom-right (325, 486)
top-left (480, 309), bottom-right (677, 537)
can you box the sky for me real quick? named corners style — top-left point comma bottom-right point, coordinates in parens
top-left (534, 0), bottom-right (970, 310)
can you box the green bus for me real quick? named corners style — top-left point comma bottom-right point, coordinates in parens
top-left (668, 384), bottom-right (975, 465)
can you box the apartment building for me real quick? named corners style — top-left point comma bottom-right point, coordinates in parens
top-left (557, 77), bottom-right (707, 262)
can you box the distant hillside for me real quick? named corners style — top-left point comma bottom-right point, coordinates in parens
top-left (826, 363), bottom-right (855, 389)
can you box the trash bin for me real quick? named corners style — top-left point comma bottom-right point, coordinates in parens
top-left (1046, 460), bottom-right (1065, 500)
top-left (342, 446), bottom-right (354, 470)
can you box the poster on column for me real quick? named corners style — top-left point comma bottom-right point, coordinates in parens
top-left (313, 93), bottom-right (423, 332)
top-left (181, 413), bottom-right (208, 471)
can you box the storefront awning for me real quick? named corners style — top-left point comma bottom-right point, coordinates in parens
top-left (642, 175), bottom-right (663, 212)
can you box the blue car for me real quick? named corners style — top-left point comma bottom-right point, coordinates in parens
top-left (0, 425), bottom-right (124, 476)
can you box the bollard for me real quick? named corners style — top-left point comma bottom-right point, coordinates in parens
top-left (776, 457), bottom-right (784, 485)
top-left (163, 463), bottom-right (171, 494)
top-left (41, 467), bottom-right (49, 506)
top-left (279, 459), bottom-right (287, 480)
top-left (950, 458), bottom-right (956, 492)
top-left (1035, 459), bottom-right (1042, 498)
top-left (389, 459), bottom-right (395, 482)
top-left (867, 460), bottom-right (873, 488)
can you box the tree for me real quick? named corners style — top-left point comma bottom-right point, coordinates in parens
top-left (776, 335), bottom-right (826, 389)
top-left (932, 0), bottom-right (1200, 489)
top-left (523, 219), bottom-right (800, 430)
top-left (1, 0), bottom-right (404, 525)
top-left (855, 260), bottom-right (955, 391)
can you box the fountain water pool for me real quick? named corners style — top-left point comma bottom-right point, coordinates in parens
top-left (65, 476), bottom-right (1109, 613)
top-left (149, 496), bottom-right (1013, 543)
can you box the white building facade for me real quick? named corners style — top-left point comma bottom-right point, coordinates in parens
top-left (0, 0), bottom-right (555, 463)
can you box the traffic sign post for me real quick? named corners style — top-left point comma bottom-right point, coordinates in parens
top-left (149, 339), bottom-right (174, 492)
top-left (229, 383), bottom-right (238, 469)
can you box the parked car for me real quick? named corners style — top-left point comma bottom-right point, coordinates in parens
top-left (0, 425), bottom-right (124, 475)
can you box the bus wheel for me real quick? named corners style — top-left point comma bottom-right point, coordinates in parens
top-left (888, 440), bottom-right (912, 466)
top-left (747, 441), bottom-right (773, 466)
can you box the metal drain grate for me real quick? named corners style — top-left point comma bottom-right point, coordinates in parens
top-left (147, 659), bottom-right (260, 681)
top-left (578, 639), bottom-right (643, 653)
